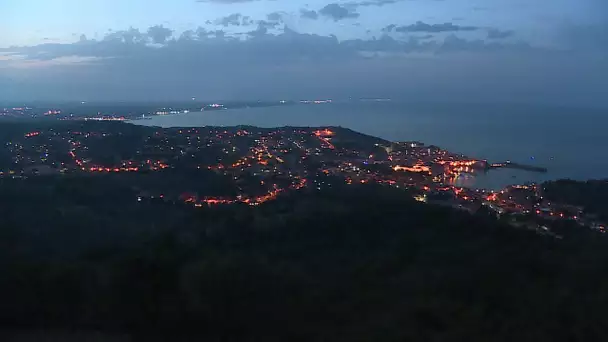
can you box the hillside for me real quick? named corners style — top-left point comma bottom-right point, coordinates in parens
top-left (1, 180), bottom-right (608, 341)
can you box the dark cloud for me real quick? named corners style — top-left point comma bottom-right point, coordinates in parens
top-left (194, 28), bottom-right (226, 40)
top-left (319, 3), bottom-right (360, 21)
top-left (242, 15), bottom-right (255, 26)
top-left (3, 24), bottom-right (605, 107)
top-left (103, 27), bottom-right (147, 44)
top-left (255, 20), bottom-right (281, 31)
top-left (388, 21), bottom-right (478, 33)
top-left (256, 12), bottom-right (284, 30)
top-left (246, 22), bottom-right (273, 37)
top-left (266, 12), bottom-right (283, 22)
top-left (179, 30), bottom-right (196, 41)
top-left (1, 24), bottom-right (540, 66)
top-left (246, 27), bottom-right (268, 38)
top-left (487, 29), bottom-right (514, 39)
top-left (382, 24), bottom-right (397, 32)
top-left (180, 27), bottom-right (225, 41)
top-left (147, 25), bottom-right (173, 44)
top-left (300, 9), bottom-right (319, 20)
top-left (214, 13), bottom-right (254, 26)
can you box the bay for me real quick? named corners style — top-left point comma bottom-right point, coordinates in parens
top-left (129, 102), bottom-right (607, 189)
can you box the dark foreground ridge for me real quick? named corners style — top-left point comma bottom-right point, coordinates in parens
top-left (1, 120), bottom-right (608, 341)
top-left (1, 182), bottom-right (608, 342)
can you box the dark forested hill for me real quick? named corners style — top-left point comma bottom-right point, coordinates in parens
top-left (544, 179), bottom-right (608, 220)
top-left (1, 180), bottom-right (608, 341)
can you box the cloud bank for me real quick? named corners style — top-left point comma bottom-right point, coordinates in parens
top-left (1, 16), bottom-right (606, 106)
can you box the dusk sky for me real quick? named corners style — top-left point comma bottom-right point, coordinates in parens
top-left (1, 0), bottom-right (606, 105)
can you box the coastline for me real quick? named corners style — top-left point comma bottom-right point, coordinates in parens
top-left (127, 106), bottom-right (570, 190)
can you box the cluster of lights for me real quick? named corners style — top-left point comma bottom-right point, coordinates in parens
top-left (393, 164), bottom-right (430, 173)
top-left (24, 132), bottom-right (41, 138)
top-left (314, 129), bottom-right (336, 150)
top-left (83, 117), bottom-right (126, 121)
top-left (16, 125), bottom-right (603, 233)
top-left (189, 178), bottom-right (307, 207)
top-left (86, 167), bottom-right (139, 172)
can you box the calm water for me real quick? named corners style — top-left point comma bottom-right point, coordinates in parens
top-left (130, 102), bottom-right (607, 189)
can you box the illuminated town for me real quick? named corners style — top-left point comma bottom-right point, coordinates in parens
top-left (0, 121), bottom-right (604, 236)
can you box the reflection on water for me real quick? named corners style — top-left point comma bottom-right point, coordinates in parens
top-left (444, 169), bottom-right (547, 190)
top-left (447, 173), bottom-right (478, 189)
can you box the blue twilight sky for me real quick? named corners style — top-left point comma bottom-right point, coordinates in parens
top-left (0, 0), bottom-right (607, 104)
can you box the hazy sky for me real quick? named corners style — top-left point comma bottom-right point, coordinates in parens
top-left (1, 0), bottom-right (606, 105)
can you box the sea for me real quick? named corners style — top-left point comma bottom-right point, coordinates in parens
top-left (129, 102), bottom-right (607, 190)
